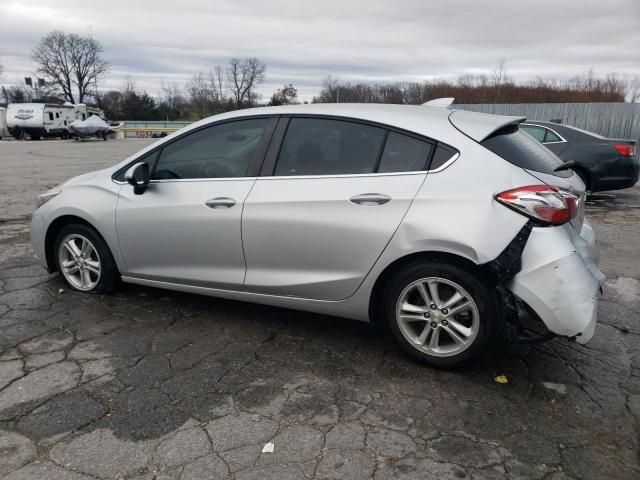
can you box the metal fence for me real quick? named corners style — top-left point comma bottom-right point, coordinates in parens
top-left (122, 120), bottom-right (192, 138)
top-left (452, 102), bottom-right (640, 140)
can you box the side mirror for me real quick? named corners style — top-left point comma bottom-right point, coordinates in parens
top-left (125, 162), bottom-right (150, 195)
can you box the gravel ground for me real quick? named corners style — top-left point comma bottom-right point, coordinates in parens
top-left (1, 138), bottom-right (639, 480)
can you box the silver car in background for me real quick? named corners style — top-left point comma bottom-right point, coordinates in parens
top-left (30, 104), bottom-right (605, 367)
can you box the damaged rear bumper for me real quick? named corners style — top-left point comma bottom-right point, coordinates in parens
top-left (506, 219), bottom-right (605, 344)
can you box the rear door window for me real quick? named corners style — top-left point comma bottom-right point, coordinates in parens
top-left (274, 118), bottom-right (386, 176)
top-left (481, 125), bottom-right (570, 177)
top-left (378, 133), bottom-right (433, 173)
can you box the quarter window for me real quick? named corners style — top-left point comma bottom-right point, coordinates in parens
top-left (430, 144), bottom-right (458, 170)
top-left (521, 125), bottom-right (546, 142)
top-left (543, 129), bottom-right (562, 143)
top-left (378, 133), bottom-right (432, 173)
top-left (274, 118), bottom-right (386, 176)
top-left (152, 118), bottom-right (269, 180)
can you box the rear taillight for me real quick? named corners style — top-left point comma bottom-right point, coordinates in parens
top-left (495, 185), bottom-right (579, 226)
top-left (614, 144), bottom-right (635, 157)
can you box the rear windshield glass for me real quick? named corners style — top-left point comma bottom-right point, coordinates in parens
top-left (481, 125), bottom-right (570, 177)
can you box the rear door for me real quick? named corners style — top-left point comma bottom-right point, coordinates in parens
top-left (242, 117), bottom-right (433, 301)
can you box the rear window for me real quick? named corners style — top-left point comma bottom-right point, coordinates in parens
top-left (481, 125), bottom-right (571, 177)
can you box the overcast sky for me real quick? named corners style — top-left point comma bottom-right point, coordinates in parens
top-left (0, 0), bottom-right (639, 102)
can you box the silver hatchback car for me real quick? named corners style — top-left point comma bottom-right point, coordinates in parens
top-left (31, 104), bottom-right (605, 367)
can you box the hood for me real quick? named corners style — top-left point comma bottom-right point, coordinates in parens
top-left (61, 170), bottom-right (100, 188)
top-left (448, 109), bottom-right (525, 142)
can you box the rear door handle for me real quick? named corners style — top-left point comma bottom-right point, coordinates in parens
top-left (349, 193), bottom-right (392, 206)
top-left (205, 197), bottom-right (236, 209)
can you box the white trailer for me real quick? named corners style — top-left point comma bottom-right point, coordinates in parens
top-left (0, 107), bottom-right (9, 139)
top-left (6, 103), bottom-right (76, 140)
top-left (74, 103), bottom-right (105, 121)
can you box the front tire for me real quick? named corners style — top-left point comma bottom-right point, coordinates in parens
top-left (54, 224), bottom-right (119, 294)
top-left (382, 261), bottom-right (497, 368)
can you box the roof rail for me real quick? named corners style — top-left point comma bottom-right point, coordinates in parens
top-left (422, 97), bottom-right (455, 108)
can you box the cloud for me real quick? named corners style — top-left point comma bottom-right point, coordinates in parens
top-left (0, 0), bottom-right (639, 101)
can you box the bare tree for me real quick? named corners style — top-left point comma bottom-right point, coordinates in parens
top-left (71, 34), bottom-right (109, 103)
top-left (161, 82), bottom-right (185, 112)
top-left (32, 31), bottom-right (110, 104)
top-left (268, 83), bottom-right (299, 106)
top-left (491, 58), bottom-right (511, 103)
top-left (626, 75), bottom-right (640, 103)
top-left (227, 57), bottom-right (266, 107)
top-left (188, 72), bottom-right (217, 119)
top-left (213, 65), bottom-right (225, 101)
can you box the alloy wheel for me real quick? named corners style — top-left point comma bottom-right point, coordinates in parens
top-left (58, 234), bottom-right (102, 291)
top-left (396, 277), bottom-right (480, 357)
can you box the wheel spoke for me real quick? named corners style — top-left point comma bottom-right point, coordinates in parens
top-left (429, 326), bottom-right (441, 350)
top-left (448, 301), bottom-right (472, 317)
top-left (399, 314), bottom-right (426, 324)
top-left (85, 265), bottom-right (100, 275)
top-left (64, 240), bottom-right (81, 258)
top-left (447, 318), bottom-right (473, 338)
top-left (80, 239), bottom-right (92, 256)
top-left (443, 325), bottom-right (466, 345)
top-left (65, 265), bottom-right (79, 275)
top-left (85, 259), bottom-right (100, 270)
top-left (416, 283), bottom-right (431, 306)
top-left (401, 301), bottom-right (426, 314)
top-left (81, 269), bottom-right (92, 287)
top-left (442, 291), bottom-right (464, 309)
top-left (417, 325), bottom-right (431, 344)
top-left (427, 280), bottom-right (441, 307)
top-left (61, 259), bottom-right (75, 268)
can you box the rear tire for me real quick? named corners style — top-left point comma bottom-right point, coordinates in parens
top-left (382, 261), bottom-right (497, 368)
top-left (53, 224), bottom-right (119, 294)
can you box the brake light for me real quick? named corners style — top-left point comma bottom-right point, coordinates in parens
top-left (495, 185), bottom-right (579, 226)
top-left (614, 144), bottom-right (635, 157)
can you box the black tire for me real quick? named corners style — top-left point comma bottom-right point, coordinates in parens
top-left (53, 223), bottom-right (119, 294)
top-left (382, 261), bottom-right (498, 368)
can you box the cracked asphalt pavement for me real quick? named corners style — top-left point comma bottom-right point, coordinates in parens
top-left (1, 139), bottom-right (640, 479)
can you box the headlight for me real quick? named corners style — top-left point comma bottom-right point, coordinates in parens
top-left (35, 189), bottom-right (61, 209)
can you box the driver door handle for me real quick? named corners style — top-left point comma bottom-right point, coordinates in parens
top-left (349, 193), bottom-right (391, 206)
top-left (205, 197), bottom-right (236, 209)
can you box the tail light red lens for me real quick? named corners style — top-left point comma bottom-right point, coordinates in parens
top-left (495, 185), bottom-right (580, 226)
top-left (614, 144), bottom-right (636, 157)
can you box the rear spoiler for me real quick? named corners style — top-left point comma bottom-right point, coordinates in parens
top-left (449, 109), bottom-right (526, 142)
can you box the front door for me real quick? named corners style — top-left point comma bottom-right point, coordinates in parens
top-left (116, 117), bottom-right (274, 289)
top-left (242, 117), bottom-right (433, 301)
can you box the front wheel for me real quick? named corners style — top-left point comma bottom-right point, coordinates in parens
top-left (54, 224), bottom-right (119, 293)
top-left (382, 261), bottom-right (497, 368)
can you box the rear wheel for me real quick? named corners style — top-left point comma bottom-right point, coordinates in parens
top-left (382, 261), bottom-right (497, 368)
top-left (54, 224), bottom-right (119, 293)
